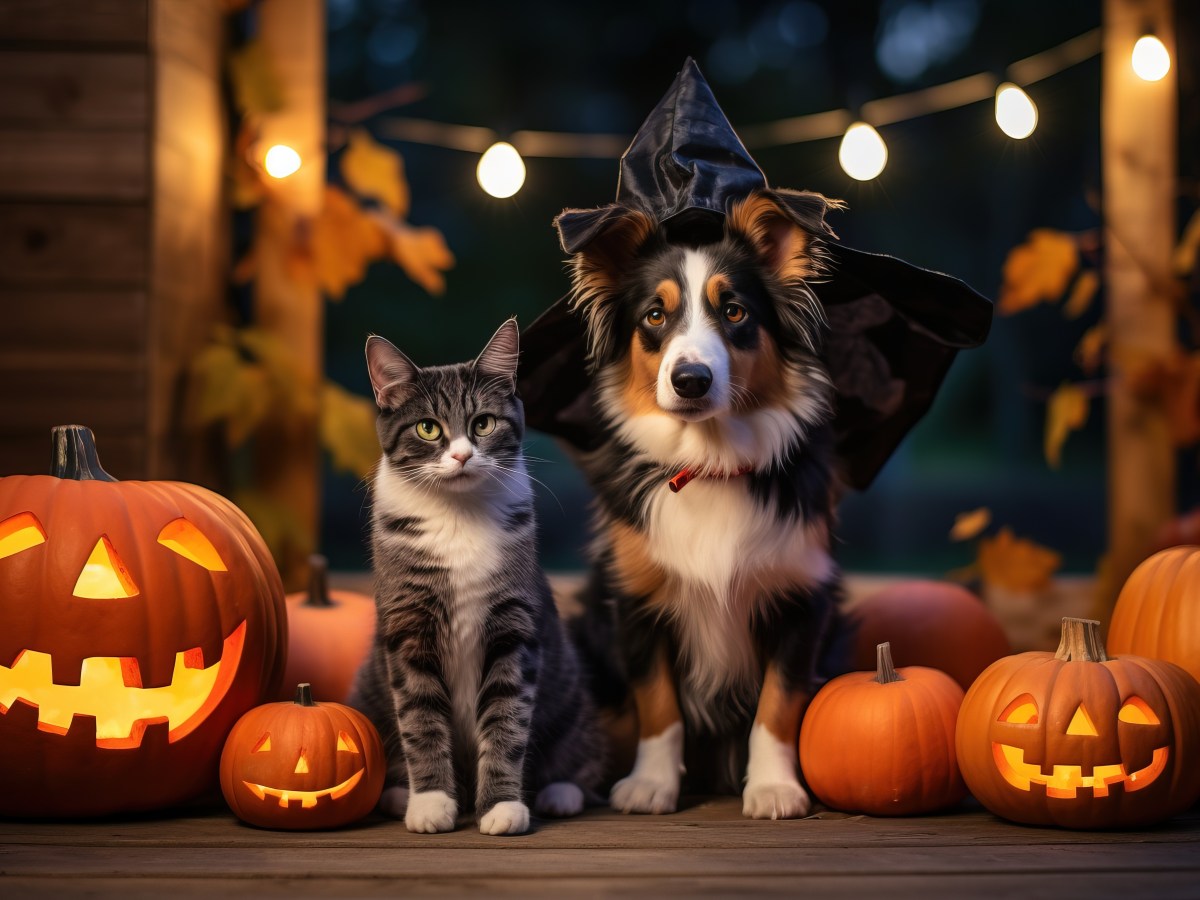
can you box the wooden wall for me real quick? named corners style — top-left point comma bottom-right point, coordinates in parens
top-left (0, 0), bottom-right (227, 481)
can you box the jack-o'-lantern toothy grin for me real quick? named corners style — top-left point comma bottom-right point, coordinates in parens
top-left (243, 768), bottom-right (367, 808)
top-left (0, 621), bottom-right (247, 748)
top-left (992, 742), bottom-right (1170, 798)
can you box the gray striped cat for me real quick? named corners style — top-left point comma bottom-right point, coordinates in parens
top-left (351, 319), bottom-right (604, 835)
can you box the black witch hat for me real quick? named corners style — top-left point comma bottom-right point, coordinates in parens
top-left (517, 59), bottom-right (992, 489)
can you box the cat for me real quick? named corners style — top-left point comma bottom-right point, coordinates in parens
top-left (351, 318), bottom-right (605, 835)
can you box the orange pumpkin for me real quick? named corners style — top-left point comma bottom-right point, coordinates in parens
top-left (848, 580), bottom-right (1010, 690)
top-left (279, 555), bottom-right (375, 703)
top-left (0, 425), bottom-right (287, 817)
top-left (800, 642), bottom-right (966, 816)
top-left (956, 617), bottom-right (1200, 829)
top-left (1108, 546), bottom-right (1200, 684)
top-left (221, 683), bottom-right (385, 830)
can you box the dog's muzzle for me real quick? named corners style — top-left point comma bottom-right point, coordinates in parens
top-left (671, 363), bottom-right (713, 399)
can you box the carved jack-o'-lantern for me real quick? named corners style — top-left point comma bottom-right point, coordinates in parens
top-left (0, 426), bottom-right (287, 817)
top-left (956, 617), bottom-right (1200, 829)
top-left (220, 683), bottom-right (385, 830)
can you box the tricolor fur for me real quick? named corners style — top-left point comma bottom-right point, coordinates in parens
top-left (560, 188), bottom-right (845, 818)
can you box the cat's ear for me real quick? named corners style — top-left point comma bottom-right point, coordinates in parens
top-left (474, 318), bottom-right (519, 387)
top-left (365, 335), bottom-right (419, 409)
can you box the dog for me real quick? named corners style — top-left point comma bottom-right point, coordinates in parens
top-left (557, 187), bottom-right (846, 819)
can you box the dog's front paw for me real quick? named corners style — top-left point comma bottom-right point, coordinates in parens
top-left (479, 800), bottom-right (530, 835)
top-left (535, 782), bottom-right (585, 818)
top-left (611, 774), bottom-right (679, 815)
top-left (742, 781), bottom-right (812, 820)
top-left (405, 789), bottom-right (458, 833)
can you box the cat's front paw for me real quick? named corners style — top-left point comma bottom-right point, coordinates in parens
top-left (742, 781), bottom-right (812, 820)
top-left (534, 781), bottom-right (585, 818)
top-left (405, 789), bottom-right (458, 833)
top-left (610, 774), bottom-right (679, 815)
top-left (479, 800), bottom-right (530, 835)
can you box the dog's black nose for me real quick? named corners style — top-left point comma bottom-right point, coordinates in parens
top-left (672, 363), bottom-right (713, 399)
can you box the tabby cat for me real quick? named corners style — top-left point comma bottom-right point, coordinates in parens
top-left (352, 319), bottom-right (604, 835)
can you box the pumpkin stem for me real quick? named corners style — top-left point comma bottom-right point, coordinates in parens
top-left (1054, 617), bottom-right (1108, 663)
top-left (295, 683), bottom-right (316, 706)
top-left (304, 554), bottom-right (334, 608)
top-left (50, 425), bottom-right (117, 482)
top-left (874, 642), bottom-right (905, 684)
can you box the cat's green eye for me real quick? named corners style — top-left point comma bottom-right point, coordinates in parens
top-left (473, 414), bottom-right (497, 436)
top-left (415, 419), bottom-right (442, 441)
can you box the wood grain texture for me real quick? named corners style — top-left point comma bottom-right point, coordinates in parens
top-left (0, 204), bottom-right (147, 287)
top-left (0, 130), bottom-right (147, 200)
top-left (0, 290), bottom-right (147, 358)
top-left (0, 52), bottom-right (147, 127)
top-left (0, 0), bottom-right (148, 46)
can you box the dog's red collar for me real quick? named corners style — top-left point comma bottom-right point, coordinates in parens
top-left (668, 465), bottom-right (754, 493)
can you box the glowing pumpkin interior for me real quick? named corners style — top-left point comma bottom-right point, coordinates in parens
top-left (241, 728), bottom-right (366, 808)
top-left (0, 512), bottom-right (245, 748)
top-left (992, 692), bottom-right (1169, 798)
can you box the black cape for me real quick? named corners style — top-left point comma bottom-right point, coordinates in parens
top-left (517, 59), bottom-right (992, 490)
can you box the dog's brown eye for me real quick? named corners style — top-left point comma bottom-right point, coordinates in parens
top-left (723, 303), bottom-right (747, 324)
top-left (645, 308), bottom-right (666, 327)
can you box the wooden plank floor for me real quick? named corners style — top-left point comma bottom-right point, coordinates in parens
top-left (2, 797), bottom-right (1198, 898)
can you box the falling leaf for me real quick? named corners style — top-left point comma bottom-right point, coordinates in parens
top-left (1063, 270), bottom-right (1100, 319)
top-left (308, 186), bottom-right (389, 300)
top-left (378, 217), bottom-right (456, 295)
top-left (999, 229), bottom-right (1079, 315)
top-left (950, 507), bottom-right (992, 542)
top-left (1174, 208), bottom-right (1200, 277)
top-left (321, 381), bottom-right (381, 478)
top-left (1074, 323), bottom-right (1108, 374)
top-left (978, 527), bottom-right (1062, 593)
top-left (1044, 382), bottom-right (1089, 468)
top-left (227, 40), bottom-right (285, 117)
top-left (341, 129), bottom-right (409, 217)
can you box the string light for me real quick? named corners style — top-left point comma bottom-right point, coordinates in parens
top-left (995, 83), bottom-right (1038, 139)
top-left (839, 122), bottom-right (887, 181)
top-left (1131, 34), bottom-right (1170, 82)
top-left (264, 144), bottom-right (302, 179)
top-left (477, 142), bottom-right (526, 198)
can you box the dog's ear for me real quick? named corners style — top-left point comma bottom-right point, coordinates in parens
top-left (554, 204), bottom-right (656, 363)
top-left (727, 189), bottom-right (843, 281)
top-left (365, 335), bottom-right (419, 410)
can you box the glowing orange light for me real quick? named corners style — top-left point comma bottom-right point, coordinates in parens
top-left (73, 537), bottom-right (139, 599)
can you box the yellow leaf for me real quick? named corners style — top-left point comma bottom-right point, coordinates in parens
top-left (1074, 323), bottom-right (1107, 374)
top-left (978, 528), bottom-right (1061, 592)
top-left (999, 229), bottom-right (1079, 315)
top-left (1044, 383), bottom-right (1089, 469)
top-left (224, 365), bottom-right (271, 448)
top-left (1174, 207), bottom-right (1200, 276)
top-left (387, 221), bottom-right (455, 296)
top-left (238, 328), bottom-right (319, 418)
top-left (341, 129), bottom-right (409, 217)
top-left (1063, 269), bottom-right (1099, 319)
top-left (227, 40), bottom-right (284, 117)
top-left (310, 186), bottom-right (389, 300)
top-left (189, 342), bottom-right (244, 426)
top-left (320, 381), bottom-right (381, 478)
top-left (950, 507), bottom-right (992, 542)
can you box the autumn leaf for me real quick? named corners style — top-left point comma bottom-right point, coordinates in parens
top-left (321, 381), bottom-right (381, 478)
top-left (378, 217), bottom-right (456, 295)
top-left (1074, 323), bottom-right (1108, 374)
top-left (978, 527), bottom-right (1062, 592)
top-left (233, 489), bottom-right (315, 570)
top-left (950, 507), bottom-right (992, 542)
top-left (341, 129), bottom-right (409, 217)
top-left (188, 333), bottom-right (271, 448)
top-left (1044, 382), bottom-right (1089, 468)
top-left (238, 328), bottom-right (319, 418)
top-left (1063, 270), bottom-right (1100, 319)
top-left (228, 40), bottom-right (284, 117)
top-left (999, 229), bottom-right (1079, 315)
top-left (308, 186), bottom-right (389, 300)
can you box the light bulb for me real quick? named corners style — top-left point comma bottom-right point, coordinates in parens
top-left (264, 144), bottom-right (302, 179)
top-left (838, 122), bottom-right (887, 181)
top-left (1131, 35), bottom-right (1170, 82)
top-left (995, 83), bottom-right (1038, 140)
top-left (477, 142), bottom-right (526, 198)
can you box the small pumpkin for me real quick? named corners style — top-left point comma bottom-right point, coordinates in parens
top-left (1108, 546), bottom-right (1200, 684)
top-left (221, 683), bottom-right (385, 830)
top-left (800, 642), bottom-right (966, 816)
top-left (279, 555), bottom-right (375, 703)
top-left (0, 425), bottom-right (287, 817)
top-left (956, 617), bottom-right (1200, 829)
top-left (848, 580), bottom-right (1010, 691)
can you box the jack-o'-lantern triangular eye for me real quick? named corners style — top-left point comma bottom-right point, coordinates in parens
top-left (999, 693), bottom-right (1039, 724)
top-left (1067, 703), bottom-right (1098, 736)
top-left (157, 518), bottom-right (227, 572)
top-left (74, 536), bottom-right (140, 599)
top-left (337, 732), bottom-right (360, 753)
top-left (1119, 696), bottom-right (1161, 725)
top-left (252, 734), bottom-right (271, 753)
top-left (0, 512), bottom-right (46, 560)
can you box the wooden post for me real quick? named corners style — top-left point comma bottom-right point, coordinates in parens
top-left (1101, 0), bottom-right (1177, 612)
top-left (254, 0), bottom-right (325, 589)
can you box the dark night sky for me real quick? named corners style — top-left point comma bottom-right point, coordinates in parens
top-left (312, 0), bottom-right (1196, 575)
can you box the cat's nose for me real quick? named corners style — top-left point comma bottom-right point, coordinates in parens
top-left (449, 441), bottom-right (474, 465)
